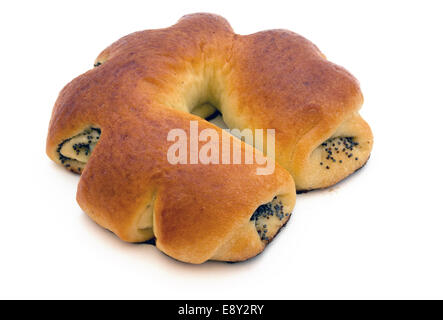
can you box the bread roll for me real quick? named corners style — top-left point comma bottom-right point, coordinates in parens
top-left (47, 12), bottom-right (372, 263)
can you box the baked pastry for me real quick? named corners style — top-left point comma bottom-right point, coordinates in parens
top-left (47, 13), bottom-right (371, 263)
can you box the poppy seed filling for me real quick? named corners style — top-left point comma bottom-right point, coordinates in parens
top-left (319, 136), bottom-right (360, 169)
top-left (57, 127), bottom-right (101, 172)
top-left (250, 197), bottom-right (289, 242)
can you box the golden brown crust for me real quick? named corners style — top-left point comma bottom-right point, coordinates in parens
top-left (47, 13), bottom-right (371, 263)
top-left (72, 108), bottom-right (295, 263)
top-left (223, 30), bottom-right (372, 190)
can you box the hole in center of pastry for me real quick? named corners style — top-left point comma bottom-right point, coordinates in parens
top-left (57, 127), bottom-right (101, 173)
top-left (190, 102), bottom-right (229, 130)
top-left (250, 197), bottom-right (290, 243)
top-left (190, 102), bottom-right (219, 120)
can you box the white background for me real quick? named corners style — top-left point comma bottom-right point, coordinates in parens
top-left (1, 0), bottom-right (442, 299)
